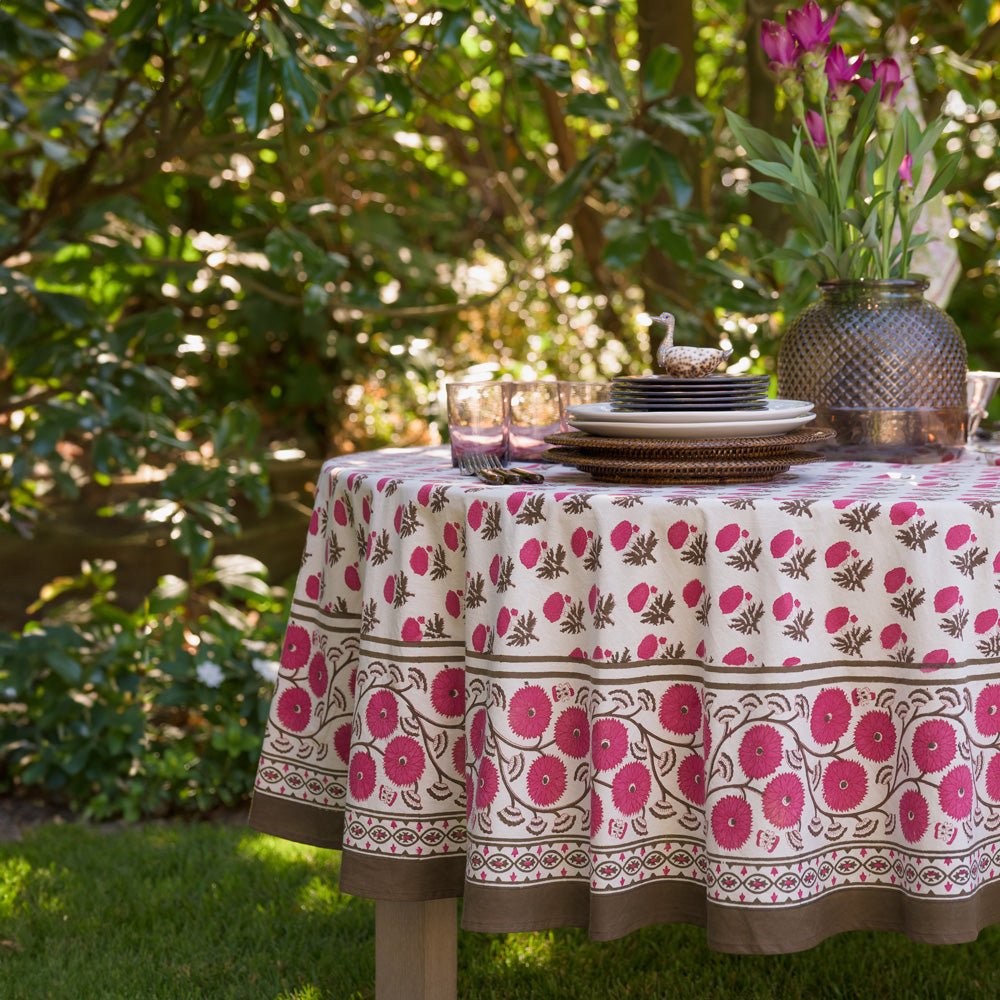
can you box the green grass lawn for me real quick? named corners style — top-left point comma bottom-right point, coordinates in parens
top-left (1, 818), bottom-right (999, 999)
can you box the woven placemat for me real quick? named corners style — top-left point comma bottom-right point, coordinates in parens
top-left (544, 427), bottom-right (835, 459)
top-left (546, 450), bottom-right (822, 485)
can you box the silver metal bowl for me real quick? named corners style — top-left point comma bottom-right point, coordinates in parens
top-left (968, 371), bottom-right (1000, 438)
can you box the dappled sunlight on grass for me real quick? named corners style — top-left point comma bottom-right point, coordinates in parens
top-left (0, 857), bottom-right (32, 917)
top-left (489, 931), bottom-right (559, 970)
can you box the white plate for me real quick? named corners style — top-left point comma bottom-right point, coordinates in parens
top-left (567, 413), bottom-right (817, 439)
top-left (567, 399), bottom-right (815, 424)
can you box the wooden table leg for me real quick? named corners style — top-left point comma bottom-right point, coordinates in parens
top-left (375, 898), bottom-right (457, 1000)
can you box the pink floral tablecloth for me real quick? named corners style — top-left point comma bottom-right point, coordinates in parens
top-left (249, 445), bottom-right (1000, 952)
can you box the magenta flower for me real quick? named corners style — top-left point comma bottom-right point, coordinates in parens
top-left (760, 19), bottom-right (799, 73)
top-left (470, 708), bottom-right (487, 759)
top-left (853, 710), bottom-right (897, 763)
top-left (912, 720), bottom-right (957, 773)
top-left (280, 624), bottom-right (311, 672)
top-left (590, 789), bottom-right (603, 837)
top-left (334, 722), bottom-right (352, 764)
top-left (825, 43), bottom-right (864, 95)
top-left (810, 688), bottom-right (851, 744)
top-left (762, 773), bottom-right (805, 828)
top-left (526, 754), bottom-right (567, 806)
top-left (508, 684), bottom-right (552, 739)
top-left (307, 652), bottom-right (328, 697)
top-left (711, 794), bottom-right (753, 850)
top-left (805, 109), bottom-right (827, 148)
top-left (658, 683), bottom-right (702, 735)
top-left (365, 690), bottom-right (398, 739)
top-left (677, 753), bottom-right (705, 806)
top-left (475, 757), bottom-right (499, 808)
top-left (348, 749), bottom-right (377, 801)
top-left (899, 152), bottom-right (913, 187)
top-left (554, 706), bottom-right (590, 759)
top-left (451, 735), bottom-right (466, 776)
top-left (822, 758), bottom-right (867, 811)
top-left (986, 755), bottom-right (1000, 801)
top-left (899, 788), bottom-right (929, 843)
top-left (939, 764), bottom-right (974, 820)
top-left (430, 667), bottom-right (465, 718)
top-left (383, 734), bottom-right (426, 786)
top-left (786, 1), bottom-right (839, 52)
top-left (612, 761), bottom-right (652, 817)
top-left (976, 685), bottom-right (1000, 736)
top-left (857, 57), bottom-right (903, 106)
top-left (738, 724), bottom-right (783, 780)
top-left (277, 687), bottom-right (312, 732)
top-left (592, 718), bottom-right (629, 771)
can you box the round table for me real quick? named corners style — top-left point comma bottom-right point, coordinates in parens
top-left (249, 446), bottom-right (1000, 994)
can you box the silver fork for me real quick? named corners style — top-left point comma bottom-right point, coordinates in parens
top-left (458, 453), bottom-right (508, 484)
top-left (479, 452), bottom-right (545, 484)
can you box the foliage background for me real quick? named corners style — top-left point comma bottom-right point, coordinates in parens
top-left (0, 0), bottom-right (997, 818)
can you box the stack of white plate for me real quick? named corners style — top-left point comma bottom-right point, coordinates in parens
top-left (566, 399), bottom-right (816, 440)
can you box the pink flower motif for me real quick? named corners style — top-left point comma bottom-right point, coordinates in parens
top-left (822, 759), bottom-right (867, 811)
top-left (365, 690), bottom-right (399, 739)
top-left (912, 720), bottom-right (957, 773)
top-left (658, 683), bottom-right (702, 735)
top-left (857, 57), bottom-right (903, 106)
top-left (853, 710), bottom-right (896, 763)
top-left (612, 762), bottom-right (652, 817)
top-left (334, 722), bottom-right (352, 764)
top-left (349, 750), bottom-right (376, 801)
top-left (805, 110), bottom-right (827, 148)
top-left (986, 755), bottom-right (1000, 801)
top-left (508, 685), bottom-right (552, 739)
top-left (592, 718), bottom-right (629, 771)
top-left (738, 724), bottom-right (783, 780)
top-left (760, 18), bottom-right (799, 73)
top-left (431, 667), bottom-right (465, 718)
top-left (277, 687), bottom-right (312, 732)
top-left (590, 789), bottom-right (603, 837)
top-left (307, 653), bottom-right (328, 697)
top-left (762, 773), bottom-right (804, 828)
top-left (810, 688), bottom-right (851, 744)
top-left (383, 734), bottom-right (426, 786)
top-left (711, 795), bottom-right (753, 851)
top-left (475, 758), bottom-right (499, 808)
top-left (975, 686), bottom-right (1000, 736)
top-left (280, 624), bottom-right (311, 672)
top-left (786, 1), bottom-right (838, 53)
top-left (938, 764), bottom-right (974, 820)
top-left (526, 754), bottom-right (567, 806)
top-left (899, 789), bottom-right (929, 843)
top-left (451, 736), bottom-right (466, 776)
top-left (554, 707), bottom-right (590, 759)
top-left (470, 708), bottom-right (488, 759)
top-left (677, 753), bottom-right (705, 805)
top-left (825, 43), bottom-right (864, 95)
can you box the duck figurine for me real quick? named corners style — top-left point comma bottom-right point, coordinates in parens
top-left (651, 311), bottom-right (732, 378)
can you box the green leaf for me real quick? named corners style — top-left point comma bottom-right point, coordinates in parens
top-left (602, 221), bottom-right (649, 270)
top-left (642, 43), bottom-right (681, 102)
top-left (111, 0), bottom-right (157, 37)
top-left (918, 152), bottom-right (961, 206)
top-left (724, 108), bottom-right (794, 165)
top-left (618, 134), bottom-right (653, 176)
top-left (545, 149), bottom-right (605, 220)
top-left (203, 49), bottom-right (243, 120)
top-left (649, 217), bottom-right (694, 264)
top-left (749, 181), bottom-right (796, 205)
top-left (45, 647), bottom-right (82, 685)
top-left (279, 56), bottom-right (319, 120)
top-left (236, 49), bottom-right (269, 133)
top-left (650, 147), bottom-right (692, 208)
top-left (837, 84), bottom-right (880, 195)
top-left (565, 92), bottom-right (627, 124)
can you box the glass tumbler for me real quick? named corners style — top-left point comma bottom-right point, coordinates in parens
top-left (508, 381), bottom-right (564, 461)
top-left (446, 381), bottom-right (508, 466)
top-left (558, 381), bottom-right (612, 431)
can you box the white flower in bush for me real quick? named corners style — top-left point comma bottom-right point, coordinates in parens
top-left (195, 660), bottom-right (225, 688)
top-left (252, 658), bottom-right (280, 683)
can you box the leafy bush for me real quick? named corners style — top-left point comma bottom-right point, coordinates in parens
top-left (0, 557), bottom-right (289, 821)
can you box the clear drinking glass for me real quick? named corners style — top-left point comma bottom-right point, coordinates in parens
top-left (446, 381), bottom-right (508, 466)
top-left (508, 381), bottom-right (564, 461)
top-left (558, 381), bottom-right (612, 431)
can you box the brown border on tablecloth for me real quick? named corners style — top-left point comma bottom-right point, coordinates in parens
top-left (248, 791), bottom-right (345, 850)
top-left (339, 850), bottom-right (467, 901)
top-left (461, 879), bottom-right (1000, 953)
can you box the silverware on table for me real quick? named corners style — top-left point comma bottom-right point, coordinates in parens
top-left (458, 453), bottom-right (544, 485)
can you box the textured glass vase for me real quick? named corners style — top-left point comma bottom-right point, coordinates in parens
top-left (777, 279), bottom-right (968, 461)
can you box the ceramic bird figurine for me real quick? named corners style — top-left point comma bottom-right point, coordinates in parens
top-left (651, 312), bottom-right (733, 378)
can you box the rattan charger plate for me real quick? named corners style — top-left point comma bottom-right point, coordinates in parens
top-left (544, 427), bottom-right (835, 462)
top-left (544, 448), bottom-right (823, 485)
